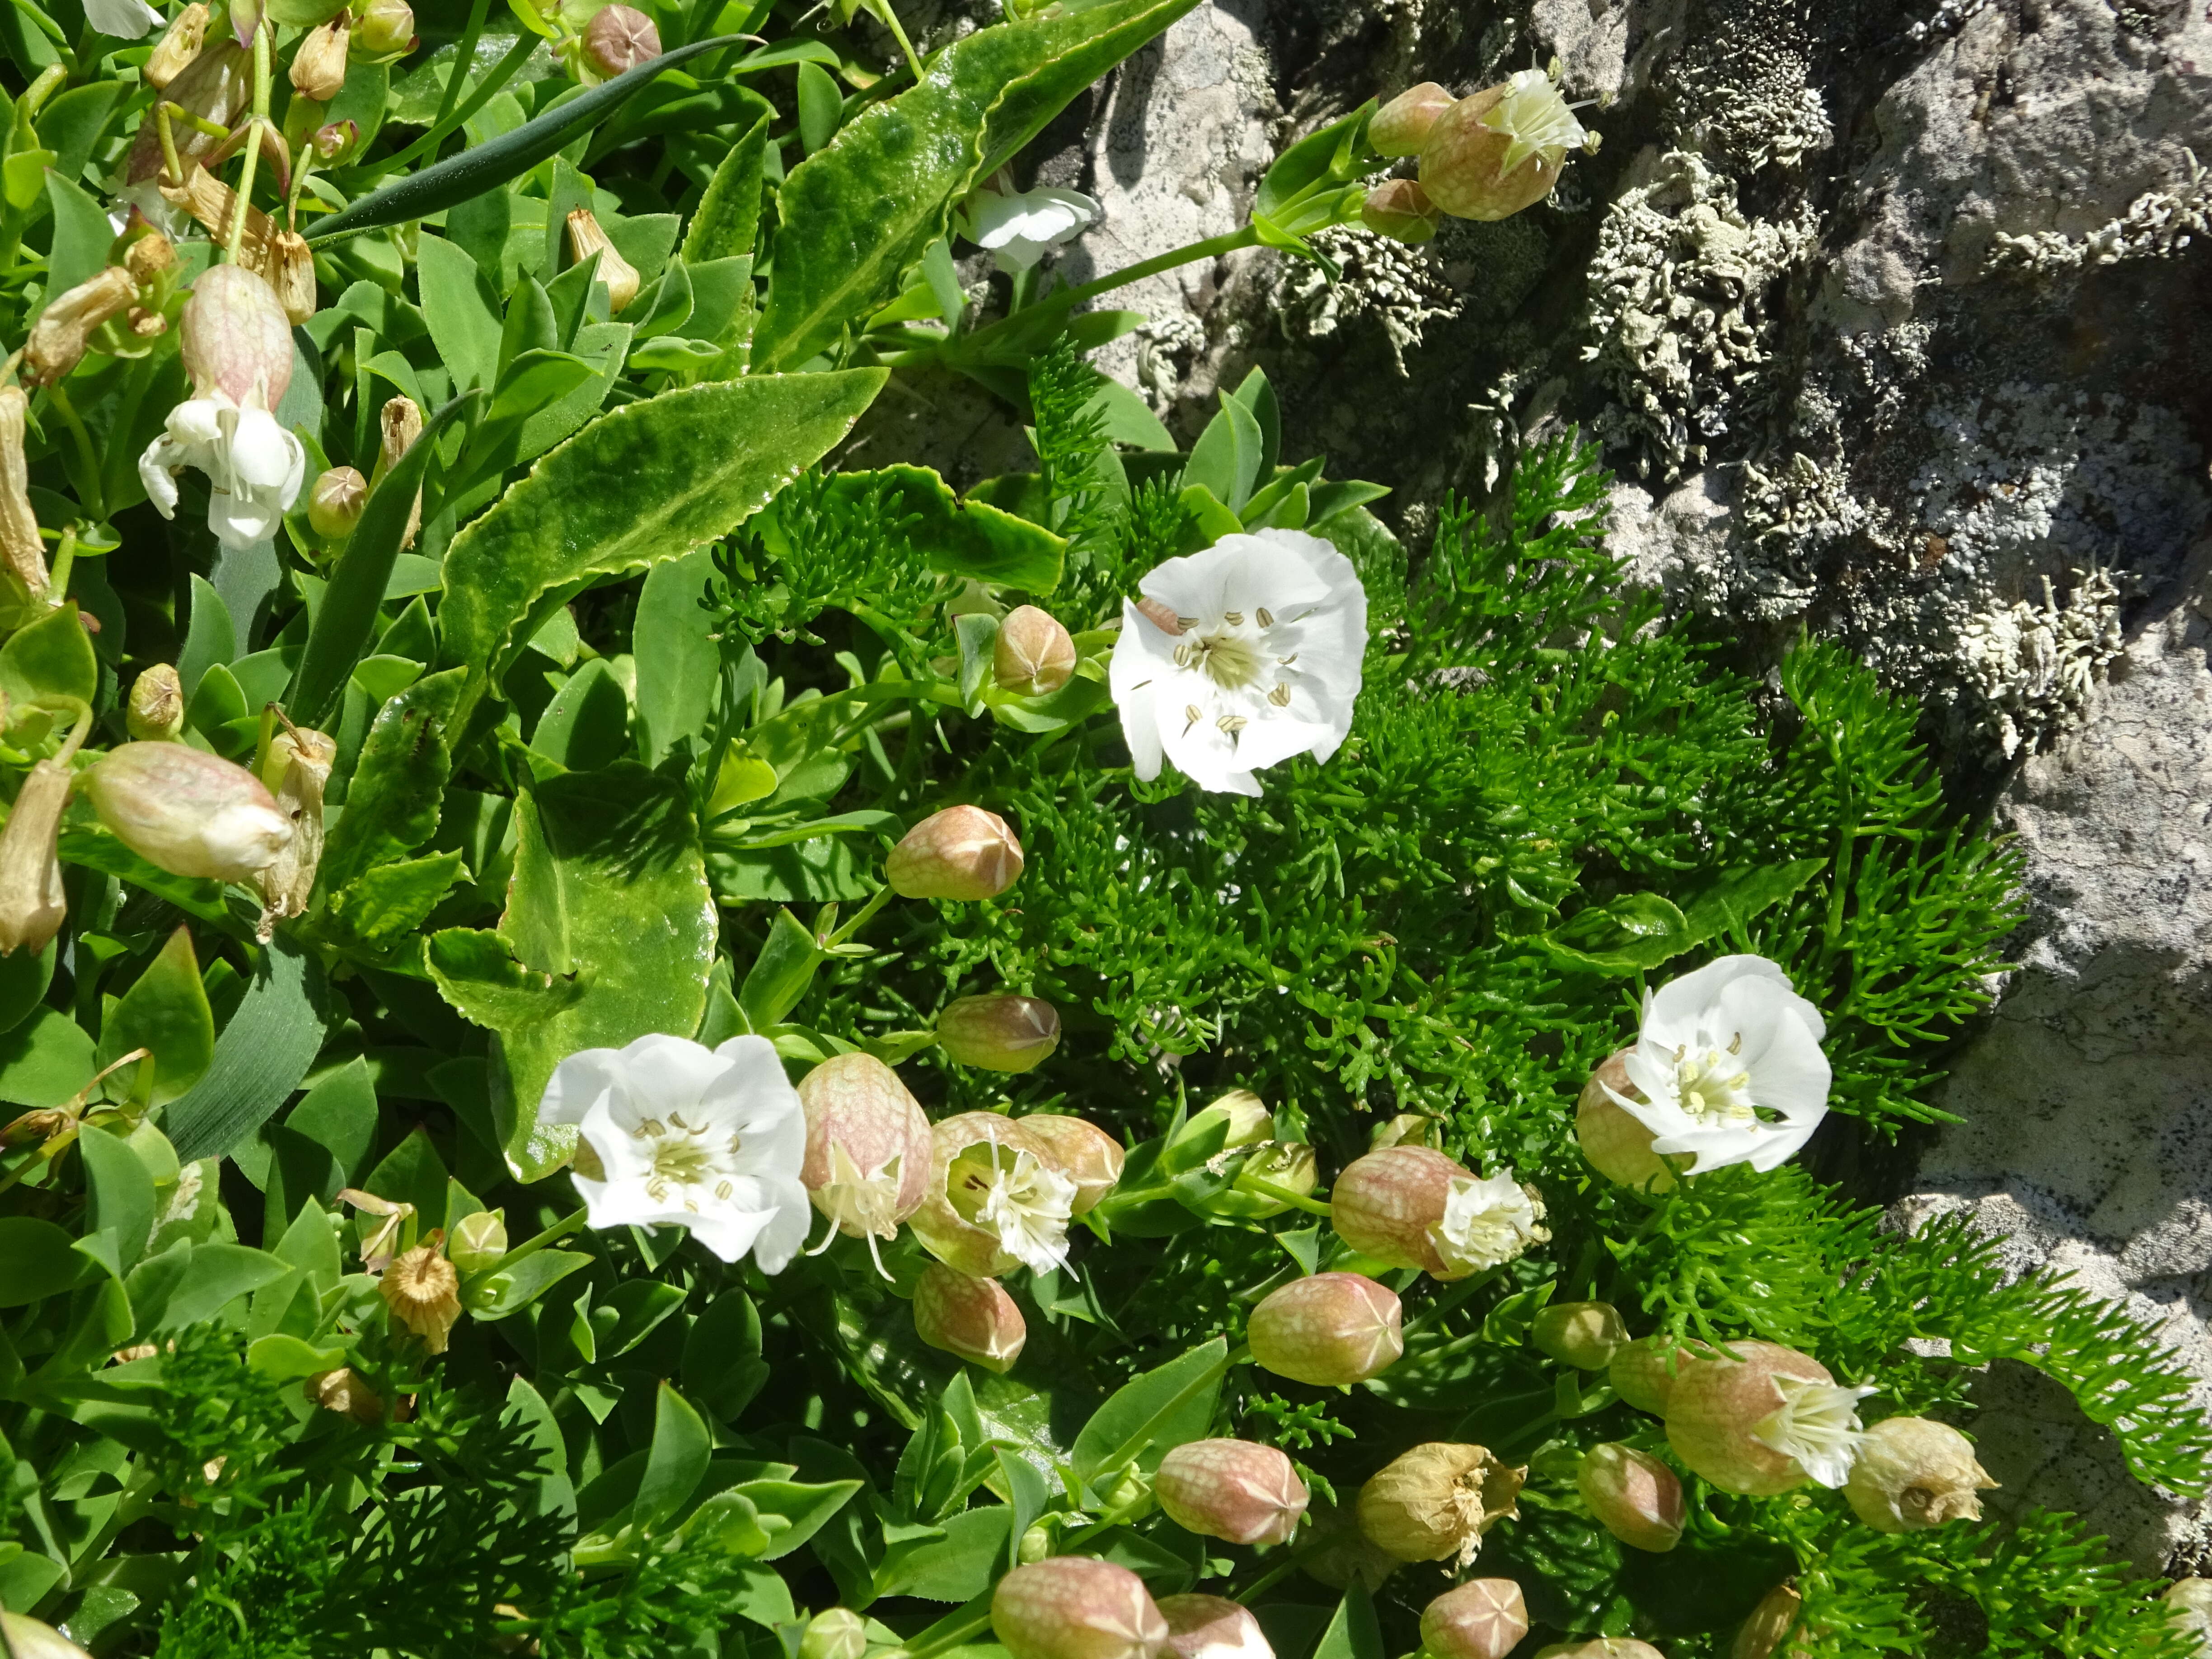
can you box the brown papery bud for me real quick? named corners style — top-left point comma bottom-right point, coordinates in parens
top-left (995, 605), bottom-right (1078, 696)
top-left (1356, 1442), bottom-right (1525, 1568)
top-left (0, 1612), bottom-right (97, 1659)
top-left (800, 1051), bottom-right (933, 1242)
top-left (1665, 1341), bottom-right (1872, 1496)
top-left (1248, 1273), bottom-right (1404, 1387)
top-left (1842, 1417), bottom-right (1996, 1532)
top-left (1020, 1114), bottom-right (1124, 1215)
top-left (122, 227), bottom-right (177, 286)
top-left (307, 1365), bottom-right (384, 1424)
top-left (0, 761), bottom-right (72, 957)
top-left (257, 725), bottom-right (335, 933)
top-left (1576, 1048), bottom-right (1687, 1193)
top-left (1533, 1643), bottom-right (1665, 1659)
top-left (991, 1557), bottom-right (1168, 1659)
top-left (887, 804), bottom-right (1024, 900)
top-left (161, 163), bottom-right (279, 278)
top-left (585, 4), bottom-right (661, 77)
top-left (0, 387), bottom-right (51, 600)
top-left (270, 230), bottom-right (317, 325)
top-left (448, 1209), bottom-right (508, 1272)
top-left (289, 16), bottom-right (350, 102)
top-left (937, 993), bottom-right (1061, 1073)
top-left (380, 1239), bottom-right (462, 1354)
top-left (353, 0), bottom-right (415, 58)
top-left (1419, 70), bottom-right (1597, 222)
top-left (1369, 81), bottom-right (1456, 156)
top-left (1532, 1301), bottom-right (1629, 1370)
top-left (566, 209), bottom-right (640, 314)
top-left (1361, 179), bottom-right (1439, 245)
top-left (145, 3), bottom-right (210, 88)
top-left (800, 1609), bottom-right (869, 1659)
top-left (308, 466), bottom-right (367, 541)
top-left (81, 742), bottom-right (291, 884)
top-left (1419, 1580), bottom-right (1529, 1659)
top-left (377, 396), bottom-right (424, 551)
top-left (1157, 1597), bottom-right (1273, 1659)
top-left (1576, 1444), bottom-right (1684, 1552)
top-left (1299, 1504), bottom-right (1399, 1591)
top-left (125, 37), bottom-right (249, 185)
top-left (1729, 1585), bottom-right (1803, 1659)
top-left (913, 1262), bottom-right (1026, 1372)
top-left (181, 263), bottom-right (294, 407)
top-left (25, 267), bottom-right (137, 385)
top-left (1155, 1439), bottom-right (1308, 1547)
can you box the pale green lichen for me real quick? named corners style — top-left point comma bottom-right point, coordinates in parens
top-left (1957, 567), bottom-right (2125, 759)
top-left (1986, 151), bottom-right (2209, 275)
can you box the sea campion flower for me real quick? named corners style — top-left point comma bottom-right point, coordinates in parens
top-left (1247, 1273), bottom-right (1404, 1386)
top-left (1664, 1340), bottom-right (1875, 1494)
top-left (910, 1112), bottom-right (1077, 1277)
top-left (887, 804), bottom-right (1024, 900)
top-left (961, 179), bottom-right (1102, 273)
top-left (1600, 955), bottom-right (1831, 1176)
top-left (1418, 65), bottom-right (1600, 222)
top-left (801, 1610), bottom-right (868, 1659)
top-left (85, 0), bottom-right (162, 37)
top-left (913, 1263), bottom-right (1027, 1371)
top-left (1531, 1300), bottom-right (1628, 1369)
top-left (80, 742), bottom-right (291, 883)
top-left (1155, 1440), bottom-right (1308, 1546)
top-left (1331, 1147), bottom-right (1547, 1279)
top-left (1156, 1597), bottom-right (1273, 1659)
top-left (992, 1558), bottom-right (1167, 1659)
top-left (1108, 529), bottom-right (1367, 797)
top-left (1018, 1114), bottom-right (1125, 1215)
top-left (1419, 1581), bottom-right (1529, 1659)
top-left (1575, 1444), bottom-right (1684, 1552)
top-left (798, 1051), bottom-right (932, 1270)
top-left (538, 1034), bottom-right (810, 1270)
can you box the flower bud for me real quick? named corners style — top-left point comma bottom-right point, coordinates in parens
top-left (1356, 1443), bottom-right (1524, 1568)
top-left (1842, 1416), bottom-right (1996, 1532)
top-left (1194, 1089), bottom-right (1274, 1148)
top-left (1419, 69), bottom-right (1597, 222)
top-left (1369, 1111), bottom-right (1439, 1150)
top-left (289, 16), bottom-right (349, 102)
top-left (800, 1609), bottom-right (868, 1659)
top-left (1157, 1597), bottom-right (1272, 1659)
top-left (566, 208), bottom-right (640, 314)
top-left (82, 743), bottom-right (292, 884)
top-left (309, 465), bottom-right (368, 541)
top-left (937, 993), bottom-right (1060, 1073)
top-left (1020, 1114), bottom-right (1123, 1215)
top-left (1664, 1341), bottom-right (1875, 1495)
top-left (0, 388), bottom-right (49, 600)
top-left (1418, 1580), bottom-right (1529, 1659)
top-left (377, 395), bottom-right (425, 551)
top-left (353, 0), bottom-right (415, 59)
top-left (145, 3), bottom-right (209, 88)
top-left (1370, 82), bottom-right (1456, 156)
top-left (914, 1262), bottom-right (1026, 1372)
top-left (1361, 180), bottom-right (1439, 244)
top-left (0, 761), bottom-right (71, 956)
top-left (181, 263), bottom-right (294, 408)
top-left (911, 1112), bottom-right (1074, 1277)
top-left (995, 605), bottom-right (1078, 696)
top-left (307, 1365), bottom-right (384, 1424)
top-left (314, 119), bottom-right (360, 162)
top-left (1575, 1444), bottom-right (1684, 1552)
top-left (1607, 1334), bottom-right (1712, 1416)
top-left (380, 1238), bottom-right (462, 1354)
top-left (585, 4), bottom-right (661, 77)
top-left (270, 229), bottom-right (317, 325)
top-left (1248, 1273), bottom-right (1403, 1387)
top-left (0, 1612), bottom-right (95, 1659)
top-left (1532, 1644), bottom-right (1664, 1659)
top-left (1576, 1049), bottom-right (1687, 1193)
top-left (1532, 1301), bottom-right (1628, 1369)
top-left (122, 226), bottom-right (177, 288)
top-left (25, 266), bottom-right (138, 385)
top-left (887, 804), bottom-right (1024, 900)
top-left (1729, 1586), bottom-right (1802, 1659)
top-left (1155, 1439), bottom-right (1308, 1547)
top-left (1299, 1504), bottom-right (1398, 1590)
top-left (801, 1051), bottom-right (933, 1244)
top-left (1210, 1141), bottom-right (1319, 1220)
top-left (1331, 1147), bottom-right (1548, 1281)
top-left (448, 1209), bottom-right (508, 1272)
top-left (991, 1558), bottom-right (1168, 1659)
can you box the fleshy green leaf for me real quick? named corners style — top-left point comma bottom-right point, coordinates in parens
top-left (1070, 1336), bottom-right (1228, 1483)
top-left (97, 926), bottom-right (214, 1108)
top-left (635, 1382), bottom-right (713, 1535)
top-left (0, 601), bottom-right (97, 708)
top-left (165, 937), bottom-right (333, 1164)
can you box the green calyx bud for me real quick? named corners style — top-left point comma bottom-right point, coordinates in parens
top-left (127, 664), bottom-right (184, 741)
top-left (448, 1209), bottom-right (508, 1272)
top-left (1370, 82), bottom-right (1456, 156)
top-left (583, 5), bottom-right (660, 80)
top-left (1727, 1586), bottom-right (1802, 1659)
top-left (1417, 67), bottom-right (1597, 223)
top-left (991, 1558), bottom-right (1168, 1659)
top-left (1575, 1049), bottom-right (1687, 1193)
top-left (1019, 1114), bottom-right (1124, 1214)
top-left (1575, 1443), bottom-right (1684, 1552)
top-left (1157, 1597), bottom-right (1273, 1659)
top-left (1531, 1301), bottom-right (1627, 1369)
top-left (937, 993), bottom-right (1060, 1073)
top-left (801, 1609), bottom-right (868, 1659)
top-left (0, 1611), bottom-right (95, 1659)
top-left (1209, 1140), bottom-right (1319, 1220)
top-left (1361, 180), bottom-right (1439, 244)
top-left (913, 1263), bottom-right (1027, 1372)
top-left (1248, 1273), bottom-right (1404, 1387)
top-left (1418, 1580), bottom-right (1529, 1659)
top-left (353, 0), bottom-right (416, 61)
top-left (887, 805), bottom-right (1024, 901)
top-left (1842, 1417), bottom-right (1996, 1532)
top-left (309, 465), bottom-right (368, 542)
top-left (1155, 1439), bottom-right (1308, 1547)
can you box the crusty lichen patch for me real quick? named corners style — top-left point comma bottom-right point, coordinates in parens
top-left (1986, 151), bottom-right (2210, 276)
top-left (1957, 568), bottom-right (2126, 759)
top-left (1279, 224), bottom-right (1461, 376)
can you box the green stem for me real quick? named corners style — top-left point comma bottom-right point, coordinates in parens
top-left (903, 1606), bottom-right (994, 1659)
top-left (1397, 1266), bottom-right (1503, 1343)
top-left (1047, 226), bottom-right (1261, 313)
top-left (1234, 1173), bottom-right (1333, 1217)
top-left (431, 0), bottom-right (491, 135)
top-left (823, 883), bottom-right (893, 949)
top-left (497, 1204), bottom-right (589, 1270)
top-left (866, 0), bottom-right (924, 80)
top-left (43, 383), bottom-right (104, 521)
top-left (227, 25), bottom-right (272, 263)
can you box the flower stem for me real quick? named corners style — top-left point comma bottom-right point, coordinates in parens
top-left (227, 23), bottom-right (273, 264)
top-left (823, 883), bottom-right (893, 949)
top-left (43, 383), bottom-right (104, 521)
top-left (1236, 1173), bottom-right (1334, 1217)
top-left (1049, 226), bottom-right (1262, 312)
top-left (498, 1205), bottom-right (589, 1270)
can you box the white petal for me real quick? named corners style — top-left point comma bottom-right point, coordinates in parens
top-left (577, 1094), bottom-right (654, 1184)
top-left (1725, 979), bottom-right (1833, 1116)
top-left (137, 439), bottom-right (181, 520)
top-left (609, 1032), bottom-right (730, 1119)
top-left (85, 0), bottom-right (163, 37)
top-left (1644, 955), bottom-right (1794, 1044)
top-left (167, 397), bottom-right (228, 450)
top-left (745, 1178), bottom-right (815, 1274)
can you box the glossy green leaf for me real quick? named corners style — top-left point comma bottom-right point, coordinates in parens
top-left (176, 575), bottom-right (237, 706)
top-left (683, 112), bottom-right (770, 262)
top-left (684, 1289), bottom-right (767, 1420)
top-left (327, 850), bottom-right (468, 951)
top-left (286, 1057), bottom-right (380, 1185)
top-left (77, 1126), bottom-right (155, 1272)
top-left (1182, 394), bottom-right (1265, 514)
top-left (738, 908), bottom-right (824, 1031)
top-left (874, 1510), bottom-right (1011, 1602)
top-left (797, 61), bottom-right (844, 153)
top-left (166, 936), bottom-right (333, 1163)
top-left (155, 1243), bottom-right (292, 1331)
top-left (362, 1125), bottom-right (450, 1234)
top-left (0, 1217), bottom-right (83, 1307)
top-left (41, 172), bottom-right (113, 309)
top-left (317, 667), bottom-right (467, 903)
top-left (1070, 1336), bottom-right (1228, 1482)
top-left (246, 1332), bottom-right (348, 1379)
top-left (97, 926), bottom-right (214, 1108)
top-left (741, 1477), bottom-right (864, 1561)
top-left (754, 0), bottom-right (1200, 370)
top-left (469, 1248), bottom-right (592, 1319)
top-left (418, 232), bottom-right (506, 393)
top-left (0, 1005), bottom-right (97, 1108)
top-left (633, 547), bottom-right (721, 764)
top-left (0, 940), bottom-right (54, 1037)
top-left (531, 657), bottom-right (631, 771)
top-left (0, 601), bottom-right (97, 708)
top-left (636, 1382), bottom-right (713, 1535)
top-left (270, 1196), bottom-right (344, 1291)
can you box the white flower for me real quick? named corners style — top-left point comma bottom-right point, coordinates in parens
top-left (138, 394), bottom-right (306, 550)
top-left (1604, 954), bottom-right (1830, 1176)
top-left (538, 1033), bottom-right (811, 1270)
top-left (961, 182), bottom-right (1101, 272)
top-left (1432, 1166), bottom-right (1547, 1274)
top-left (1750, 1373), bottom-right (1878, 1489)
top-left (86, 0), bottom-right (164, 37)
top-left (976, 1142), bottom-right (1077, 1274)
top-left (1108, 529), bottom-right (1368, 797)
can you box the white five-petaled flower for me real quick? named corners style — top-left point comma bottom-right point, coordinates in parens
top-left (1433, 1166), bottom-right (1548, 1275)
top-left (538, 1034), bottom-right (810, 1270)
top-left (1751, 1373), bottom-right (1879, 1489)
top-left (974, 1140), bottom-right (1078, 1274)
top-left (960, 181), bottom-right (1102, 273)
top-left (139, 395), bottom-right (307, 550)
top-left (1604, 954), bottom-right (1830, 1175)
top-left (1108, 528), bottom-right (1368, 797)
top-left (86, 0), bottom-right (164, 37)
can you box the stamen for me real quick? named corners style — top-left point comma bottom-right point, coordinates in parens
top-left (1269, 683), bottom-right (1291, 707)
top-left (1184, 704), bottom-right (1202, 735)
top-left (1217, 714), bottom-right (1248, 734)
top-left (1257, 607), bottom-right (1275, 628)
top-left (1224, 610), bottom-right (1244, 625)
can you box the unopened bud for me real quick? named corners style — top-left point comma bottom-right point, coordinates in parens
top-left (566, 208), bottom-right (640, 314)
top-left (0, 388), bottom-right (50, 599)
top-left (1419, 70), bottom-right (1597, 222)
top-left (1370, 82), bottom-right (1456, 156)
top-left (1607, 1334), bottom-right (1714, 1416)
top-left (1299, 1504), bottom-right (1399, 1591)
top-left (270, 229), bottom-right (317, 324)
top-left (1842, 1417), bottom-right (1996, 1532)
top-left (1169, 1089), bottom-right (1273, 1162)
top-left (1575, 1444), bottom-right (1684, 1552)
top-left (0, 761), bottom-right (71, 956)
top-left (181, 263), bottom-right (294, 407)
top-left (991, 1558), bottom-right (1167, 1659)
top-left (1533, 1644), bottom-right (1664, 1659)
top-left (1210, 1141), bottom-right (1319, 1220)
top-left (448, 1209), bottom-right (508, 1272)
top-left (1019, 1115), bottom-right (1124, 1215)
top-left (122, 227), bottom-right (177, 287)
top-left (1361, 180), bottom-right (1439, 244)
top-left (377, 396), bottom-right (424, 551)
top-left (380, 1238), bottom-right (462, 1354)
top-left (937, 993), bottom-right (1060, 1073)
top-left (353, 0), bottom-right (415, 58)
top-left (1532, 1301), bottom-right (1627, 1369)
top-left (801, 1052), bottom-right (933, 1244)
top-left (1, 1108), bottom-right (72, 1147)
top-left (257, 723), bottom-right (334, 798)
top-left (289, 16), bottom-right (349, 102)
top-left (1331, 1146), bottom-right (1547, 1281)
top-left (1418, 1580), bottom-right (1529, 1659)
top-left (1157, 1597), bottom-right (1273, 1659)
top-left (1576, 1049), bottom-right (1687, 1193)
top-left (801, 1609), bottom-right (869, 1659)
top-left (1729, 1585), bottom-right (1803, 1659)
top-left (145, 3), bottom-right (210, 88)
top-left (82, 742), bottom-right (291, 884)
top-left (911, 1112), bottom-right (1073, 1278)
top-left (1155, 1440), bottom-right (1308, 1547)
top-left (913, 1262), bottom-right (1027, 1372)
top-left (1357, 1443), bottom-right (1524, 1568)
top-left (585, 4), bottom-right (661, 77)
top-left (306, 1365), bottom-right (384, 1424)
top-left (1665, 1341), bottom-right (1875, 1496)
top-left (1248, 1272), bottom-right (1403, 1387)
top-left (0, 1612), bottom-right (96, 1659)
top-left (995, 605), bottom-right (1078, 696)
top-left (25, 266), bottom-right (138, 385)
top-left (309, 466), bottom-right (368, 540)
top-left (887, 804), bottom-right (1023, 900)
top-left (1369, 1111), bottom-right (1439, 1150)
top-left (314, 118), bottom-right (360, 162)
